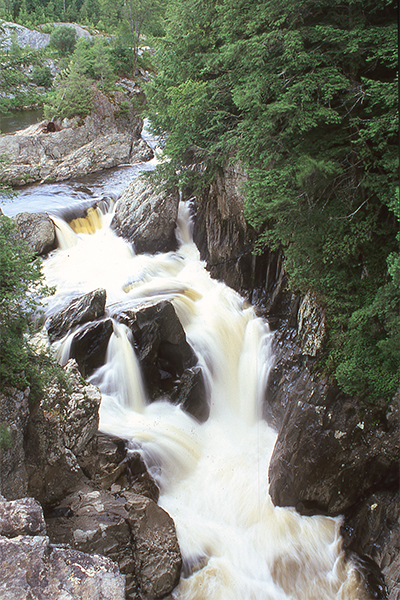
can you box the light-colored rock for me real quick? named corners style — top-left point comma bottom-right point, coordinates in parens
top-left (0, 534), bottom-right (126, 600)
top-left (25, 360), bottom-right (102, 506)
top-left (42, 133), bottom-right (153, 183)
top-left (0, 88), bottom-right (147, 185)
top-left (111, 176), bottom-right (179, 254)
top-left (14, 211), bottom-right (56, 255)
top-left (297, 290), bottom-right (326, 356)
top-left (0, 497), bottom-right (46, 537)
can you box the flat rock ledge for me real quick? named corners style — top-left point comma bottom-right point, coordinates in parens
top-left (0, 88), bottom-right (153, 186)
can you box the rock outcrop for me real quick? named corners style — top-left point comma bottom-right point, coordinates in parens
top-left (46, 488), bottom-right (182, 600)
top-left (0, 387), bottom-right (30, 500)
top-left (0, 496), bottom-right (126, 600)
top-left (25, 360), bottom-right (102, 507)
top-left (111, 176), bottom-right (180, 254)
top-left (0, 88), bottom-right (152, 186)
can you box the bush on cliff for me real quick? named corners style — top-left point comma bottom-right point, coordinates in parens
top-left (0, 214), bottom-right (67, 399)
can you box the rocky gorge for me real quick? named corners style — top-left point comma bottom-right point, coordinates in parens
top-left (0, 106), bottom-right (398, 600)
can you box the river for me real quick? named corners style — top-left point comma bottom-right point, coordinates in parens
top-left (0, 131), bottom-right (365, 599)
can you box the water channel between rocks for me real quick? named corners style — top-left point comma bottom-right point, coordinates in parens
top-left (1, 140), bottom-right (366, 599)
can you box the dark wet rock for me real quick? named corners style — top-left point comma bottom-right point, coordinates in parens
top-left (0, 497), bottom-right (46, 537)
top-left (14, 211), bottom-right (57, 255)
top-left (46, 288), bottom-right (107, 342)
top-left (0, 387), bottom-right (30, 500)
top-left (125, 492), bottom-right (182, 599)
top-left (342, 490), bottom-right (400, 600)
top-left (171, 366), bottom-right (209, 423)
top-left (70, 318), bottom-right (114, 377)
top-left (111, 177), bottom-right (180, 254)
top-left (25, 360), bottom-right (101, 507)
top-left (268, 389), bottom-right (400, 517)
top-left (117, 300), bottom-right (198, 400)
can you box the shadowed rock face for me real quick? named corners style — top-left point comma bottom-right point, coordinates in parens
top-left (70, 318), bottom-right (114, 378)
top-left (46, 288), bottom-right (107, 342)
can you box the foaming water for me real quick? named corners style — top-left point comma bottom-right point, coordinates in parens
top-left (42, 200), bottom-right (366, 600)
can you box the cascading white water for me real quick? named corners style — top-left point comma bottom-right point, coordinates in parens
top-left (42, 200), bottom-right (365, 600)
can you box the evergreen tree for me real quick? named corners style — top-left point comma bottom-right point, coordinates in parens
top-left (146, 0), bottom-right (399, 401)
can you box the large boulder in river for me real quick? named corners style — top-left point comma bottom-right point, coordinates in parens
top-left (117, 300), bottom-right (200, 401)
top-left (46, 288), bottom-right (107, 342)
top-left (14, 211), bottom-right (57, 255)
top-left (268, 380), bottom-right (400, 517)
top-left (70, 318), bottom-right (114, 378)
top-left (111, 177), bottom-right (180, 254)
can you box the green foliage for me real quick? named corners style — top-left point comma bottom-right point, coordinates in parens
top-left (0, 212), bottom-right (70, 402)
top-left (31, 64), bottom-right (53, 87)
top-left (50, 25), bottom-right (77, 54)
top-left (146, 0), bottom-right (399, 401)
top-left (0, 423), bottom-right (12, 449)
top-left (0, 215), bottom-right (46, 388)
top-left (44, 65), bottom-right (94, 119)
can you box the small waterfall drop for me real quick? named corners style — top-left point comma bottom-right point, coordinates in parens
top-left (41, 198), bottom-right (366, 600)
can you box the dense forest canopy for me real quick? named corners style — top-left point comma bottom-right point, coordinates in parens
top-left (145, 0), bottom-right (399, 403)
top-left (0, 0), bottom-right (398, 403)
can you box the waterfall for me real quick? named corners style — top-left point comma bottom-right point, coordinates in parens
top-left (42, 200), bottom-right (364, 600)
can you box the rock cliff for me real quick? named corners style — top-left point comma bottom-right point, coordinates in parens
top-left (189, 160), bottom-right (400, 600)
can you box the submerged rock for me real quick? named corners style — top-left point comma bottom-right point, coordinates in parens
top-left (111, 177), bottom-right (180, 254)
